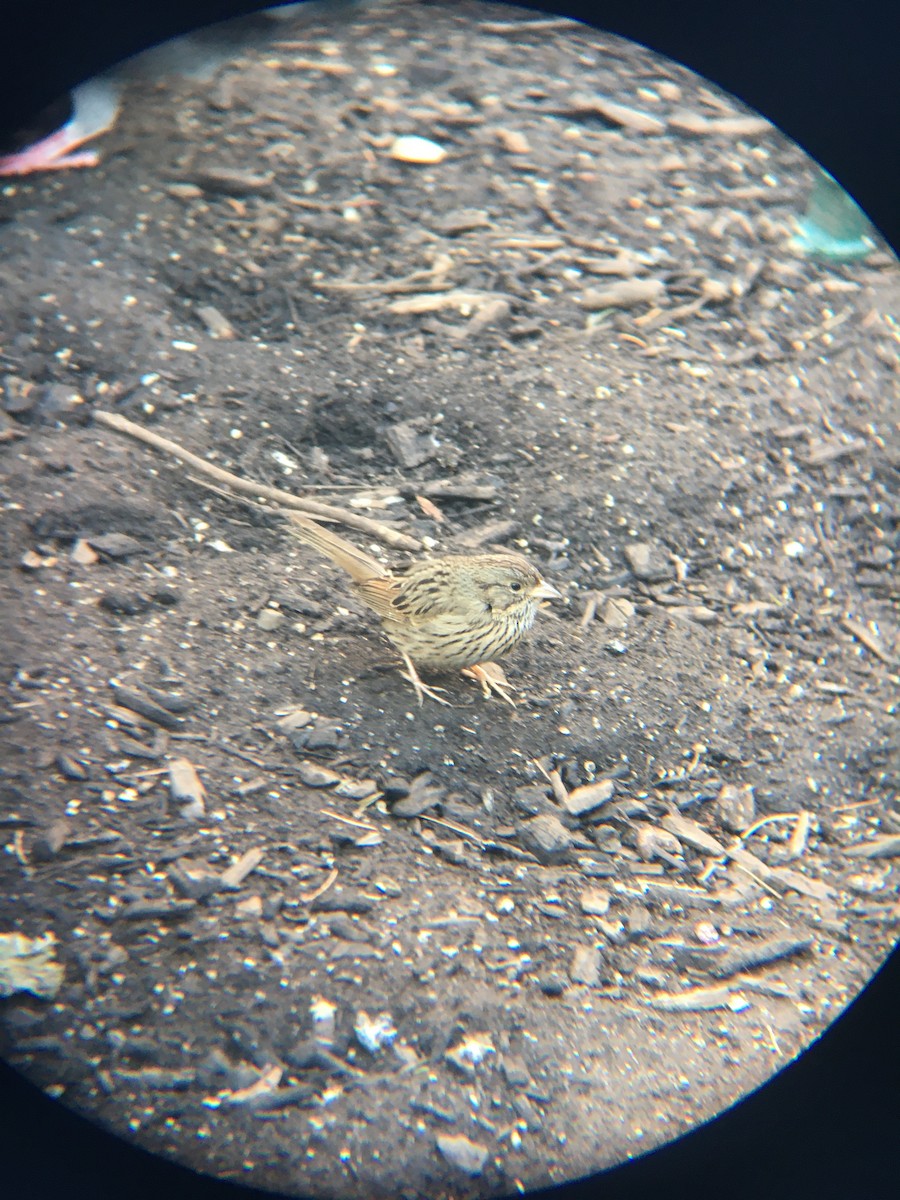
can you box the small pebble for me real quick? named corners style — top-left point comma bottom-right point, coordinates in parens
top-left (537, 972), bottom-right (568, 996)
top-left (635, 825), bottom-right (683, 863)
top-left (70, 538), bottom-right (99, 566)
top-left (495, 127), bottom-right (531, 154)
top-left (569, 944), bottom-right (601, 986)
top-left (275, 709), bottom-right (314, 732)
top-left (56, 753), bottom-right (89, 781)
top-left (624, 904), bottom-right (652, 939)
top-left (715, 783), bottom-right (755, 833)
top-left (235, 895), bottom-right (263, 919)
top-left (390, 135), bottom-right (446, 164)
top-left (98, 590), bottom-right (150, 615)
top-left (694, 920), bottom-right (720, 945)
top-left (300, 722), bottom-right (344, 751)
top-left (436, 1133), bottom-right (489, 1177)
top-left (354, 1011), bottom-right (397, 1053)
top-left (623, 540), bottom-right (669, 580)
top-left (296, 762), bottom-right (341, 788)
top-left (87, 532), bottom-right (144, 559)
top-left (512, 784), bottom-right (555, 816)
top-left (516, 814), bottom-right (574, 863)
top-left (500, 1054), bottom-right (531, 1088)
top-left (563, 779), bottom-right (615, 817)
top-left (579, 887), bottom-right (611, 916)
top-left (601, 596), bottom-right (634, 629)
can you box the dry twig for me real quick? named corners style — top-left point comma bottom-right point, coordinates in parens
top-left (93, 410), bottom-right (420, 551)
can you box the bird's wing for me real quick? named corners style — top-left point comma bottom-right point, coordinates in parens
top-left (353, 577), bottom-right (411, 623)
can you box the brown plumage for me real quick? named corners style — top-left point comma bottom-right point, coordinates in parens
top-left (286, 514), bottom-right (559, 704)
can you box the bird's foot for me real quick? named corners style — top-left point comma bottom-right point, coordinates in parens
top-left (0, 80), bottom-right (122, 177)
top-left (399, 652), bottom-right (451, 707)
top-left (461, 662), bottom-right (517, 706)
top-left (0, 128), bottom-right (100, 177)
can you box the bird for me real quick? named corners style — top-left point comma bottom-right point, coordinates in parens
top-left (285, 513), bottom-right (560, 706)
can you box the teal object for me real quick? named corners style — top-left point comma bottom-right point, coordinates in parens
top-left (793, 167), bottom-right (876, 261)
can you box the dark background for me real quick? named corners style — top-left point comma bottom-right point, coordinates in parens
top-left (2, 0), bottom-right (899, 249)
top-left (1, 2), bottom-right (898, 1198)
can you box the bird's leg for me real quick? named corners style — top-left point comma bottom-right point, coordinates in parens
top-left (461, 662), bottom-right (518, 706)
top-left (0, 80), bottom-right (122, 178)
top-left (398, 650), bottom-right (451, 707)
top-left (0, 128), bottom-right (100, 176)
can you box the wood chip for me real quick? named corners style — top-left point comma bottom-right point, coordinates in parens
top-left (660, 813), bottom-right (726, 856)
top-left (219, 847), bottom-right (264, 889)
top-left (110, 683), bottom-right (183, 730)
top-left (581, 278), bottom-right (665, 310)
top-left (636, 879), bottom-right (721, 910)
top-left (648, 984), bottom-right (734, 1011)
top-left (786, 811), bottom-right (812, 859)
top-left (581, 95), bottom-right (666, 135)
top-left (664, 604), bottom-right (719, 625)
top-left (417, 477), bottom-right (499, 501)
top-left (706, 935), bottom-right (814, 978)
top-left (387, 289), bottom-right (506, 315)
top-left (563, 779), bottom-right (615, 817)
top-left (727, 845), bottom-right (835, 900)
top-left (110, 898), bottom-right (197, 921)
top-left (415, 494), bottom-right (444, 522)
top-left (190, 167), bottom-right (275, 195)
top-left (494, 127), bottom-right (532, 153)
top-left (208, 1064), bottom-right (283, 1108)
top-left (844, 834), bottom-right (900, 859)
top-left (805, 436), bottom-right (867, 466)
top-left (448, 296), bottom-right (511, 339)
top-left (454, 519), bottom-right (518, 549)
top-left (668, 111), bottom-right (771, 137)
top-left (196, 304), bottom-right (236, 340)
top-left (168, 758), bottom-right (206, 820)
top-left (635, 825), bottom-right (683, 865)
top-left (275, 709), bottom-right (314, 732)
top-left (840, 617), bottom-right (895, 664)
top-left (287, 57), bottom-right (352, 75)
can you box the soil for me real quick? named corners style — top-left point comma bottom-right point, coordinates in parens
top-left (1, 3), bottom-right (898, 1198)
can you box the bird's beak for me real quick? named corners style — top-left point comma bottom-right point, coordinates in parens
top-left (533, 579), bottom-right (562, 601)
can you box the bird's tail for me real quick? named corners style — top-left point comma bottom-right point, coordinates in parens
top-left (285, 514), bottom-right (388, 584)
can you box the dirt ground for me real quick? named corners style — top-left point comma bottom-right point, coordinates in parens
top-left (1, 3), bottom-right (898, 1198)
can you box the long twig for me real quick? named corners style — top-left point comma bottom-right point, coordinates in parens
top-left (93, 410), bottom-right (420, 551)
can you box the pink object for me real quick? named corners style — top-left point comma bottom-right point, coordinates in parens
top-left (0, 79), bottom-right (121, 176)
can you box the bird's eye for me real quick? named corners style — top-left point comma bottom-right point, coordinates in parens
top-left (509, 581), bottom-right (522, 593)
